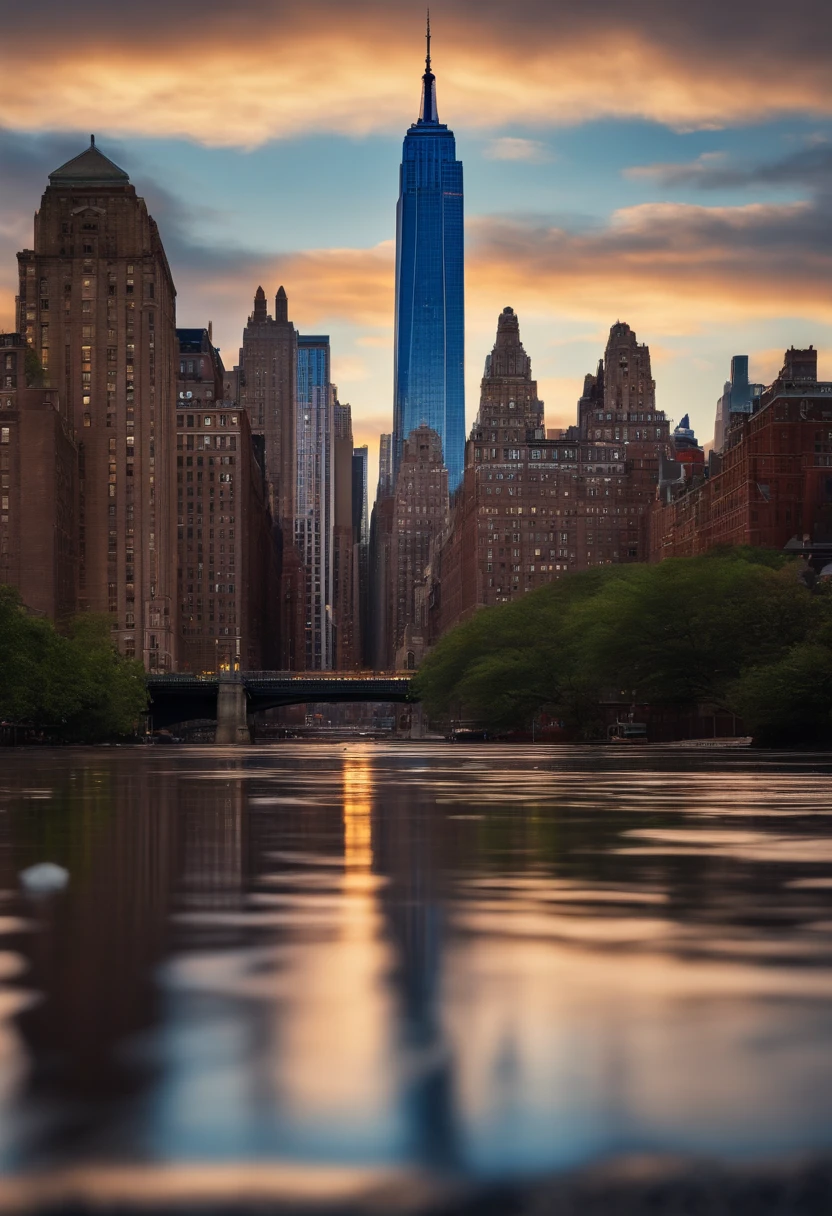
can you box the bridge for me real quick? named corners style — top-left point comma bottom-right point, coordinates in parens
top-left (146, 672), bottom-right (417, 742)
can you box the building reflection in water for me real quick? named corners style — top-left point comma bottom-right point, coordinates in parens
top-left (374, 759), bottom-right (461, 1171)
top-left (1, 749), bottom-right (832, 1192)
top-left (4, 759), bottom-right (183, 1166)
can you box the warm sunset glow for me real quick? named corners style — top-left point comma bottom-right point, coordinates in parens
top-left (2, 11), bottom-right (832, 145)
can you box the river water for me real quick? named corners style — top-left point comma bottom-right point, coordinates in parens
top-left (1, 743), bottom-right (832, 1202)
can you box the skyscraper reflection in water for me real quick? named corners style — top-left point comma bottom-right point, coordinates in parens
top-left (393, 15), bottom-right (465, 490)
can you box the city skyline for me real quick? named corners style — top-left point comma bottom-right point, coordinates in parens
top-left (2, 3), bottom-right (832, 492)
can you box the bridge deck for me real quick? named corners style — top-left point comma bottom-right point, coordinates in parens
top-left (145, 673), bottom-right (416, 727)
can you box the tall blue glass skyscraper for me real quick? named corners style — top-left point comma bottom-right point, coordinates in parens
top-left (393, 18), bottom-right (465, 489)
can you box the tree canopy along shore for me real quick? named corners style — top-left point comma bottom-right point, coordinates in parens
top-left (414, 549), bottom-right (832, 746)
top-left (0, 586), bottom-right (147, 743)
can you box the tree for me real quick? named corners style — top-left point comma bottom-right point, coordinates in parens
top-left (0, 587), bottom-right (147, 740)
top-left (414, 551), bottom-right (830, 742)
top-left (61, 615), bottom-right (148, 740)
top-left (414, 566), bottom-right (616, 728)
top-left (730, 642), bottom-right (832, 747)
top-left (567, 555), bottom-right (819, 708)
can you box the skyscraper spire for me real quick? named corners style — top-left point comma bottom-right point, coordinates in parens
top-left (395, 10), bottom-right (464, 489)
top-left (418, 9), bottom-right (438, 124)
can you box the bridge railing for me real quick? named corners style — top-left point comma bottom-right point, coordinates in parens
top-left (240, 672), bottom-right (410, 682)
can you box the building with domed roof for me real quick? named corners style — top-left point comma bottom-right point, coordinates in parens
top-left (15, 136), bottom-right (179, 669)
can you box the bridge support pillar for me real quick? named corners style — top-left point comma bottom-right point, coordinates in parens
top-left (410, 703), bottom-right (425, 740)
top-left (215, 676), bottom-right (251, 745)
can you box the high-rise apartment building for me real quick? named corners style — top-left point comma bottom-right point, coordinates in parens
top-left (352, 445), bottom-right (369, 547)
top-left (332, 400), bottom-right (357, 669)
top-left (352, 444), bottom-right (369, 666)
top-left (0, 333), bottom-right (77, 622)
top-left (368, 493), bottom-right (395, 670)
top-left (436, 313), bottom-right (670, 634)
top-left (238, 286), bottom-right (297, 523)
top-left (175, 401), bottom-right (278, 672)
top-left (368, 432), bottom-right (396, 668)
top-left (391, 425), bottom-right (449, 670)
top-left (16, 138), bottom-right (178, 668)
top-left (393, 18), bottom-right (465, 489)
top-left (296, 335), bottom-right (334, 669)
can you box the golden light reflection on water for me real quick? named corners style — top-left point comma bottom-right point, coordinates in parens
top-left (273, 750), bottom-right (395, 1124)
top-left (343, 754), bottom-right (373, 876)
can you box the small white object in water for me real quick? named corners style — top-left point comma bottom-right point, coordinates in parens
top-left (19, 863), bottom-right (70, 895)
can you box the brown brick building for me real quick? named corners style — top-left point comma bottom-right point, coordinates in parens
top-left (176, 402), bottom-right (278, 672)
top-left (177, 327), bottom-right (225, 403)
top-left (391, 425), bottom-right (449, 669)
top-left (0, 333), bottom-right (77, 622)
top-left (368, 491), bottom-right (395, 670)
top-left (651, 347), bottom-right (832, 566)
top-left (16, 138), bottom-right (178, 668)
top-left (435, 311), bottom-right (671, 634)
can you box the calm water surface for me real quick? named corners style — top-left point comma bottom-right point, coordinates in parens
top-left (1, 743), bottom-right (832, 1182)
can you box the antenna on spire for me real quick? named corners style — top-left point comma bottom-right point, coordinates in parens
top-left (90, 134), bottom-right (95, 147)
top-left (418, 8), bottom-right (438, 124)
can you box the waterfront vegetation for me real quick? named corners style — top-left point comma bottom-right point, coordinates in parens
top-left (414, 548), bottom-right (832, 745)
top-left (0, 586), bottom-right (147, 741)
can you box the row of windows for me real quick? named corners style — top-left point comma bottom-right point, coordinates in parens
top-left (177, 414), bottom-right (238, 428)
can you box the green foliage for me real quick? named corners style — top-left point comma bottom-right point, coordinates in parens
top-left (729, 643), bottom-right (832, 747)
top-left (414, 550), bottom-right (832, 745)
top-left (567, 556), bottom-right (815, 708)
top-left (0, 587), bottom-right (147, 741)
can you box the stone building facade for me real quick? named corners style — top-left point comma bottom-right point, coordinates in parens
top-left (650, 347), bottom-right (832, 567)
top-left (16, 138), bottom-right (178, 668)
top-left (0, 333), bottom-right (77, 622)
top-left (436, 312), bottom-right (671, 635)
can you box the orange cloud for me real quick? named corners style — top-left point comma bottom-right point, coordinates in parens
top-left (465, 201), bottom-right (832, 335)
top-left (1, 3), bottom-right (832, 143)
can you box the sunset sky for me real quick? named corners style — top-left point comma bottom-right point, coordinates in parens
top-left (2, 0), bottom-right (831, 485)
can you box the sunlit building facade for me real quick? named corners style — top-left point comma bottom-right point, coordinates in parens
top-left (393, 20), bottom-right (465, 490)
